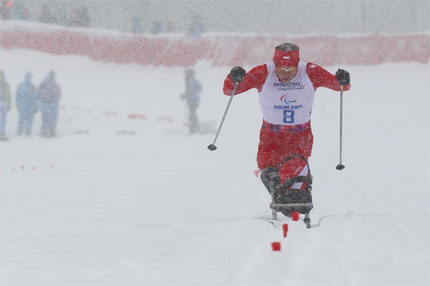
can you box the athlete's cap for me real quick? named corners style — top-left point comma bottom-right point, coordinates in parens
top-left (273, 43), bottom-right (300, 67)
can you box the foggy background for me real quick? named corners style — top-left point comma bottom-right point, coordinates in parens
top-left (5, 0), bottom-right (430, 35)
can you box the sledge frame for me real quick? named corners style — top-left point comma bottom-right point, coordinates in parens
top-left (270, 155), bottom-right (314, 228)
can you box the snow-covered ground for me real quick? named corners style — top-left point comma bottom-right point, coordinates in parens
top-left (0, 48), bottom-right (429, 286)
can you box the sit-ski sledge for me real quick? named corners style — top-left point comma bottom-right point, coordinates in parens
top-left (267, 155), bottom-right (313, 228)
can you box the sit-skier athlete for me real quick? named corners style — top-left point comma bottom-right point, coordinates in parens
top-left (222, 43), bottom-right (351, 217)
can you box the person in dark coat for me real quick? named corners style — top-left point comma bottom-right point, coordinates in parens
top-left (16, 72), bottom-right (38, 136)
top-left (38, 71), bottom-right (61, 138)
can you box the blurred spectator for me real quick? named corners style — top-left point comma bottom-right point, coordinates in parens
top-left (187, 14), bottom-right (205, 38)
top-left (38, 71), bottom-right (61, 138)
top-left (180, 69), bottom-right (201, 133)
top-left (39, 4), bottom-right (57, 24)
top-left (58, 7), bottom-right (69, 26)
top-left (70, 6), bottom-right (90, 27)
top-left (131, 16), bottom-right (144, 34)
top-left (0, 0), bottom-right (13, 20)
top-left (151, 20), bottom-right (163, 35)
top-left (0, 70), bottom-right (11, 141)
top-left (16, 72), bottom-right (38, 136)
top-left (166, 21), bottom-right (175, 32)
top-left (11, 0), bottom-right (30, 20)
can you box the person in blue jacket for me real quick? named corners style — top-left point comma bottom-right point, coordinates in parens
top-left (181, 69), bottom-right (202, 133)
top-left (0, 70), bottom-right (11, 141)
top-left (38, 71), bottom-right (61, 138)
top-left (16, 72), bottom-right (38, 136)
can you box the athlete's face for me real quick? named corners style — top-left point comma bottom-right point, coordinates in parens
top-left (275, 66), bottom-right (297, 83)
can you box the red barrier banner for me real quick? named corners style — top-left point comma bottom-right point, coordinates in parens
top-left (1, 21), bottom-right (428, 66)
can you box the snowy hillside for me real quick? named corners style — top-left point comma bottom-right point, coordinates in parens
top-left (0, 48), bottom-right (429, 286)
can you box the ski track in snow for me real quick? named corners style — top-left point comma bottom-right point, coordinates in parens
top-left (0, 48), bottom-right (429, 286)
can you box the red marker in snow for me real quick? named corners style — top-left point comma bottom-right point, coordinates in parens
top-left (271, 242), bottom-right (281, 251)
top-left (282, 224), bottom-right (289, 237)
top-left (291, 212), bottom-right (300, 221)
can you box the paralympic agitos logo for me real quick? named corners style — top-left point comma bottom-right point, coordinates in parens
top-left (280, 94), bottom-right (296, 104)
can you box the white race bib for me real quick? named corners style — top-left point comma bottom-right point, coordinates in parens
top-left (258, 62), bottom-right (315, 125)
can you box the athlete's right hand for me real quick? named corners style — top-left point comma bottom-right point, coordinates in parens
top-left (230, 66), bottom-right (246, 83)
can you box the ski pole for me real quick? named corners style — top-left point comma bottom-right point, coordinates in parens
top-left (336, 85), bottom-right (345, 170)
top-left (207, 82), bottom-right (239, 151)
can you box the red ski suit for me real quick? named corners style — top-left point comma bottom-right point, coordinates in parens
top-left (223, 62), bottom-right (350, 185)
